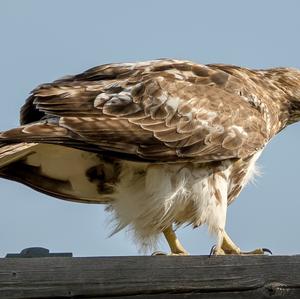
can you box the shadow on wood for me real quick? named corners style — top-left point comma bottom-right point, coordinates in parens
top-left (0, 255), bottom-right (299, 298)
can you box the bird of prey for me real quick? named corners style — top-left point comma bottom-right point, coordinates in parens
top-left (0, 59), bottom-right (299, 255)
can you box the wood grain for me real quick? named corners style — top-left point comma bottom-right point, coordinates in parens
top-left (0, 255), bottom-right (299, 298)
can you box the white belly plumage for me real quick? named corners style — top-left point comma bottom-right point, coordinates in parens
top-left (106, 161), bottom-right (230, 250)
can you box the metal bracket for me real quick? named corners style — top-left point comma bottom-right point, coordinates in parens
top-left (5, 247), bottom-right (73, 258)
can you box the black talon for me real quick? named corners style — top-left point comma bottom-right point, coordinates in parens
top-left (262, 248), bottom-right (272, 255)
top-left (209, 245), bottom-right (216, 257)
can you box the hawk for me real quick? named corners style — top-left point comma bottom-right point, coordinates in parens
top-left (0, 59), bottom-right (299, 255)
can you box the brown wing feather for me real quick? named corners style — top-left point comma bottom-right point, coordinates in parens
top-left (9, 59), bottom-right (268, 162)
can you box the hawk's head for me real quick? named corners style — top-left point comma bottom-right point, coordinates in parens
top-left (266, 67), bottom-right (300, 125)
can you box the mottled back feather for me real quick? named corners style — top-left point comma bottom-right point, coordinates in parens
top-left (14, 59), bottom-right (294, 162)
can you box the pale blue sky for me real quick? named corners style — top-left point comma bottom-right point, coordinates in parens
top-left (0, 0), bottom-right (300, 257)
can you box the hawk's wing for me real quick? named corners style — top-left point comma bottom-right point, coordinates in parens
top-left (3, 59), bottom-right (268, 162)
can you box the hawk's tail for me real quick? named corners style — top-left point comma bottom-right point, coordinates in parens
top-left (0, 122), bottom-right (58, 169)
top-left (0, 142), bottom-right (38, 169)
top-left (0, 121), bottom-right (70, 144)
top-left (0, 122), bottom-right (103, 155)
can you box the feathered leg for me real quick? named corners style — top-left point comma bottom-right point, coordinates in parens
top-left (209, 168), bottom-right (271, 255)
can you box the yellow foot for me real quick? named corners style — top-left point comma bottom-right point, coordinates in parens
top-left (152, 225), bottom-right (189, 256)
top-left (210, 245), bottom-right (272, 256)
top-left (240, 248), bottom-right (272, 255)
top-left (210, 230), bottom-right (272, 256)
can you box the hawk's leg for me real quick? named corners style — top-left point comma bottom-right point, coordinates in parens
top-left (163, 226), bottom-right (189, 255)
top-left (153, 226), bottom-right (189, 256)
top-left (213, 230), bottom-right (271, 255)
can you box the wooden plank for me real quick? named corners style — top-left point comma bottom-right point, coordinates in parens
top-left (0, 255), bottom-right (299, 298)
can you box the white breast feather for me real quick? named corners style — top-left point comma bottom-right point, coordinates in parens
top-left (107, 161), bottom-right (231, 252)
